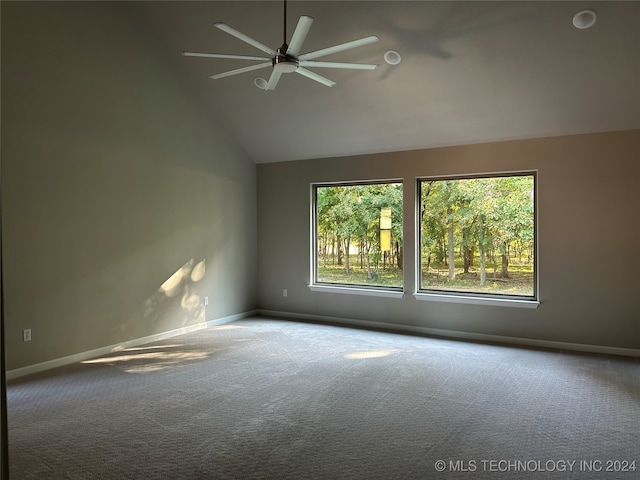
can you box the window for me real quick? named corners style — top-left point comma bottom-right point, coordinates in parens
top-left (418, 173), bottom-right (536, 300)
top-left (313, 181), bottom-right (403, 291)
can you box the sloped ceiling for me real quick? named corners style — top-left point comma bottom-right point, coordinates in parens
top-left (136, 1), bottom-right (640, 163)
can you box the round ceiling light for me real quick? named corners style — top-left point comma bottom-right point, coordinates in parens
top-left (573, 10), bottom-right (597, 29)
top-left (384, 50), bottom-right (402, 65)
top-left (254, 77), bottom-right (268, 89)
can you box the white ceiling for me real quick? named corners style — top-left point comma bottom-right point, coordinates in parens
top-left (135, 1), bottom-right (640, 163)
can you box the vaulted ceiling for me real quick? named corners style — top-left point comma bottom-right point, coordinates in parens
top-left (135, 1), bottom-right (640, 163)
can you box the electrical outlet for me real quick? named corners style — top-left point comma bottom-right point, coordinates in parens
top-left (204, 296), bottom-right (209, 306)
top-left (283, 289), bottom-right (288, 297)
top-left (23, 329), bottom-right (32, 342)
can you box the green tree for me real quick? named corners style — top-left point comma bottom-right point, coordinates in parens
top-left (316, 182), bottom-right (403, 285)
top-left (421, 175), bottom-right (534, 291)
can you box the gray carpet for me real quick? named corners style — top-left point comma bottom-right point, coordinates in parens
top-left (7, 317), bottom-right (640, 479)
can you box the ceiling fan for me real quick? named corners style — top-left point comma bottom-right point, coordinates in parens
top-left (181, 1), bottom-right (379, 91)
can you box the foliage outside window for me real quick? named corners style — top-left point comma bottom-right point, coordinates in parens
top-left (419, 173), bottom-right (536, 298)
top-left (314, 182), bottom-right (403, 289)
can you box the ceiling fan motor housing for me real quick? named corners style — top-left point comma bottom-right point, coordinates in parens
top-left (273, 45), bottom-right (298, 73)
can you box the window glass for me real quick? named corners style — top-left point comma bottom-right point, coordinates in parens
top-left (419, 174), bottom-right (536, 298)
top-left (314, 182), bottom-right (403, 289)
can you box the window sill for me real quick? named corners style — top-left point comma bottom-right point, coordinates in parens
top-left (308, 284), bottom-right (404, 298)
top-left (413, 292), bottom-right (539, 308)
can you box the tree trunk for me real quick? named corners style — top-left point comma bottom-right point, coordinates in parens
top-left (463, 249), bottom-right (470, 274)
top-left (323, 231), bottom-right (328, 261)
top-left (462, 229), bottom-right (474, 274)
top-left (447, 207), bottom-right (455, 280)
top-left (500, 242), bottom-right (509, 278)
top-left (478, 218), bottom-right (486, 286)
top-left (344, 236), bottom-right (350, 272)
top-left (337, 235), bottom-right (343, 266)
top-left (331, 234), bottom-right (336, 264)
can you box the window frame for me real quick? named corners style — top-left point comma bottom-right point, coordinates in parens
top-left (310, 179), bottom-right (405, 297)
top-left (415, 171), bottom-right (539, 307)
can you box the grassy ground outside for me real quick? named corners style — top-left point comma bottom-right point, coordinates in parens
top-left (317, 256), bottom-right (403, 287)
top-left (317, 255), bottom-right (534, 295)
top-left (422, 264), bottom-right (534, 296)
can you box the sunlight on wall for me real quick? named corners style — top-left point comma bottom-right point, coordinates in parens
top-left (160, 259), bottom-right (205, 297)
top-left (144, 258), bottom-right (207, 329)
top-left (190, 260), bottom-right (206, 282)
top-left (159, 267), bottom-right (187, 297)
top-left (344, 349), bottom-right (398, 360)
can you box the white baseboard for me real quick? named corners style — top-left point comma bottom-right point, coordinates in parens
top-left (258, 309), bottom-right (640, 358)
top-left (7, 310), bottom-right (258, 381)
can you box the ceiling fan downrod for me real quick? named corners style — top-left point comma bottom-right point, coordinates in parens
top-left (273, 0), bottom-right (298, 72)
top-left (283, 1), bottom-right (288, 48)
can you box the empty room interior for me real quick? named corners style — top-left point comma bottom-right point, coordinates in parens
top-left (1, 1), bottom-right (639, 478)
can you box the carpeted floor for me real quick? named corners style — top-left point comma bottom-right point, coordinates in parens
top-left (7, 317), bottom-right (640, 479)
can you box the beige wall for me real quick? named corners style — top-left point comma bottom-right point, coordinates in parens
top-left (1, 2), bottom-right (258, 370)
top-left (257, 130), bottom-right (640, 350)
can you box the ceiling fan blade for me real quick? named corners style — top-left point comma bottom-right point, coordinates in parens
top-left (214, 22), bottom-right (277, 56)
top-left (296, 67), bottom-right (336, 87)
top-left (265, 70), bottom-right (283, 91)
top-left (287, 16), bottom-right (314, 57)
top-left (298, 35), bottom-right (379, 61)
top-left (182, 52), bottom-right (270, 61)
top-left (299, 61), bottom-right (378, 70)
top-left (210, 61), bottom-right (272, 80)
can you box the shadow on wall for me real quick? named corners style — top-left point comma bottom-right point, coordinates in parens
top-left (143, 258), bottom-right (206, 333)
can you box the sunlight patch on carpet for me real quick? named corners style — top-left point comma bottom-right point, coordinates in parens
top-left (344, 349), bottom-right (398, 360)
top-left (81, 350), bottom-right (209, 373)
